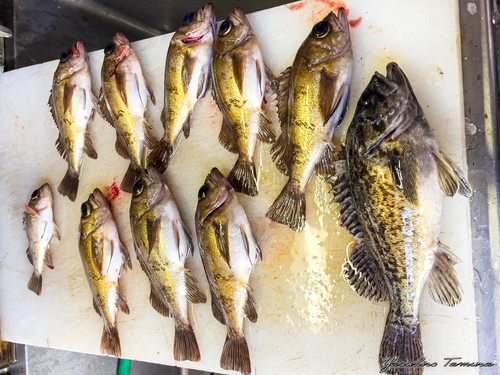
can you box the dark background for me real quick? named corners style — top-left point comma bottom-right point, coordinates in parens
top-left (0, 0), bottom-right (291, 70)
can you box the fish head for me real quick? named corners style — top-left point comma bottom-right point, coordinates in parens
top-left (174, 3), bottom-right (216, 46)
top-left (301, 9), bottom-right (351, 67)
top-left (102, 32), bottom-right (132, 76)
top-left (130, 165), bottom-right (166, 221)
top-left (54, 40), bottom-right (88, 81)
top-left (215, 8), bottom-right (253, 56)
top-left (196, 168), bottom-right (233, 225)
top-left (79, 188), bottom-right (111, 239)
top-left (351, 62), bottom-right (418, 154)
top-left (28, 183), bottom-right (53, 212)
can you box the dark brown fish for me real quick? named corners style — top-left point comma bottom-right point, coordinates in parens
top-left (328, 63), bottom-right (472, 374)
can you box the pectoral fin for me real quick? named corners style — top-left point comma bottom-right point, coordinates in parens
top-left (23, 203), bottom-right (41, 218)
top-left (232, 52), bottom-right (246, 96)
top-left (63, 83), bottom-right (75, 114)
top-left (182, 54), bottom-right (197, 93)
top-left (91, 236), bottom-right (104, 274)
top-left (146, 217), bottom-right (161, 256)
top-left (145, 80), bottom-right (156, 105)
top-left (214, 220), bottom-right (230, 267)
top-left (240, 225), bottom-right (261, 264)
top-left (432, 150), bottom-right (472, 197)
top-left (387, 146), bottom-right (419, 205)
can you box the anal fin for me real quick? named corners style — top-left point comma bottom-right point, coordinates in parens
top-left (26, 248), bottom-right (33, 265)
top-left (315, 144), bottom-right (337, 178)
top-left (143, 119), bottom-right (159, 149)
top-left (257, 112), bottom-right (276, 143)
top-left (84, 132), bottom-right (98, 159)
top-left (244, 285), bottom-right (258, 323)
top-left (44, 249), bottom-right (54, 269)
top-left (117, 288), bottom-right (130, 314)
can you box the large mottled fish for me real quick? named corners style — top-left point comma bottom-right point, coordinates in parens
top-left (267, 9), bottom-right (353, 231)
top-left (130, 165), bottom-right (206, 362)
top-left (49, 41), bottom-right (98, 202)
top-left (78, 188), bottom-right (132, 357)
top-left (99, 33), bottom-right (158, 193)
top-left (328, 63), bottom-right (472, 375)
top-left (23, 183), bottom-right (60, 295)
top-left (212, 8), bottom-right (276, 196)
top-left (148, 4), bottom-right (216, 173)
top-left (195, 168), bottom-right (261, 374)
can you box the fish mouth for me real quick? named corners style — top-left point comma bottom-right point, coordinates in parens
top-left (89, 188), bottom-right (110, 210)
top-left (182, 35), bottom-right (204, 44)
top-left (201, 168), bottom-right (232, 224)
top-left (181, 4), bottom-right (215, 44)
top-left (364, 62), bottom-right (417, 155)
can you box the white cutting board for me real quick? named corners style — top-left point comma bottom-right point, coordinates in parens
top-left (0, 0), bottom-right (479, 374)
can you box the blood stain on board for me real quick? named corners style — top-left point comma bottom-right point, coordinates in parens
top-left (349, 17), bottom-right (362, 28)
top-left (286, 2), bottom-right (306, 11)
top-left (104, 177), bottom-right (121, 211)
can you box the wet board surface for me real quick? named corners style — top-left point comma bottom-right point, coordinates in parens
top-left (0, 0), bottom-right (479, 374)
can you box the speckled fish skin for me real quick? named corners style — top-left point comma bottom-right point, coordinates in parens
top-left (49, 41), bottom-right (97, 202)
top-left (267, 9), bottom-right (352, 231)
top-left (195, 168), bottom-right (261, 375)
top-left (78, 188), bottom-right (132, 357)
top-left (130, 165), bottom-right (206, 362)
top-left (148, 4), bottom-right (215, 173)
top-left (334, 63), bottom-right (471, 374)
top-left (99, 32), bottom-right (158, 193)
top-left (23, 183), bottom-right (60, 296)
top-left (212, 8), bottom-right (275, 196)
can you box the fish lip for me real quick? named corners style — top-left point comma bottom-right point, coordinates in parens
top-left (181, 35), bottom-right (204, 44)
top-left (200, 168), bottom-right (232, 224)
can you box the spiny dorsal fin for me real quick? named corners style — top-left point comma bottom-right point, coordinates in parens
top-left (342, 242), bottom-right (389, 302)
top-left (244, 285), bottom-right (258, 323)
top-left (214, 220), bottom-right (230, 267)
top-left (98, 88), bottom-right (115, 126)
top-left (219, 117), bottom-right (238, 154)
top-left (273, 66), bottom-right (291, 131)
top-left (48, 90), bottom-right (58, 126)
top-left (432, 150), bottom-right (472, 197)
top-left (185, 271), bottom-right (207, 304)
top-left (427, 242), bottom-right (463, 307)
top-left (84, 132), bottom-right (98, 159)
top-left (387, 145), bottom-right (419, 205)
top-left (150, 288), bottom-right (170, 317)
top-left (257, 112), bottom-right (276, 143)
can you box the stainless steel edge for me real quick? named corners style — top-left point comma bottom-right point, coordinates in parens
top-left (459, 0), bottom-right (500, 371)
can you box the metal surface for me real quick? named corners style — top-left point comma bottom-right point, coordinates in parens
top-left (0, 0), bottom-right (291, 69)
top-left (460, 0), bottom-right (500, 372)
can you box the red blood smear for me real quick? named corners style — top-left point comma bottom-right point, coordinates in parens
top-left (104, 178), bottom-right (120, 211)
top-left (263, 97), bottom-right (268, 104)
top-left (286, 2), bottom-right (306, 11)
top-left (349, 17), bottom-right (363, 28)
top-left (317, 0), bottom-right (350, 16)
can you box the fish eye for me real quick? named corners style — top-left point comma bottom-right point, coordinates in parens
top-left (31, 189), bottom-right (39, 200)
top-left (133, 180), bottom-right (144, 197)
top-left (360, 90), bottom-right (371, 105)
top-left (81, 201), bottom-right (91, 218)
top-left (219, 20), bottom-right (232, 36)
top-left (198, 185), bottom-right (209, 200)
top-left (182, 12), bottom-right (195, 26)
top-left (60, 51), bottom-right (70, 62)
top-left (104, 43), bottom-right (114, 55)
top-left (312, 21), bottom-right (330, 38)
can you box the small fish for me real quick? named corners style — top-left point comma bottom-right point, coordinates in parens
top-left (148, 4), bottom-right (216, 173)
top-left (267, 9), bottom-right (353, 231)
top-left (49, 41), bottom-right (98, 202)
top-left (196, 168), bottom-right (261, 374)
top-left (212, 8), bottom-right (276, 196)
top-left (23, 184), bottom-right (60, 296)
top-left (328, 63), bottom-right (472, 374)
top-left (130, 165), bottom-right (206, 362)
top-left (78, 188), bottom-right (132, 357)
top-left (99, 33), bottom-right (158, 193)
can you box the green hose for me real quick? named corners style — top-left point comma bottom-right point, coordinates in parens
top-left (117, 359), bottom-right (131, 375)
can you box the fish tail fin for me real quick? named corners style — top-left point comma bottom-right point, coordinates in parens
top-left (27, 272), bottom-right (42, 296)
top-left (58, 170), bottom-right (79, 202)
top-left (101, 325), bottom-right (121, 357)
top-left (220, 334), bottom-right (251, 375)
top-left (174, 324), bottom-right (201, 362)
top-left (379, 314), bottom-right (423, 375)
top-left (267, 182), bottom-right (306, 231)
top-left (147, 140), bottom-right (173, 173)
top-left (120, 163), bottom-right (142, 193)
top-left (227, 158), bottom-right (258, 196)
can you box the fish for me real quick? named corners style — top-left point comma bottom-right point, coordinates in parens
top-left (99, 32), bottom-right (158, 193)
top-left (195, 168), bottom-right (261, 374)
top-left (49, 41), bottom-right (98, 202)
top-left (129, 164), bottom-right (206, 362)
top-left (23, 183), bottom-right (60, 295)
top-left (148, 4), bottom-right (216, 173)
top-left (78, 188), bottom-right (132, 357)
top-left (211, 8), bottom-right (276, 196)
top-left (267, 9), bottom-right (353, 231)
top-left (327, 63), bottom-right (472, 374)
